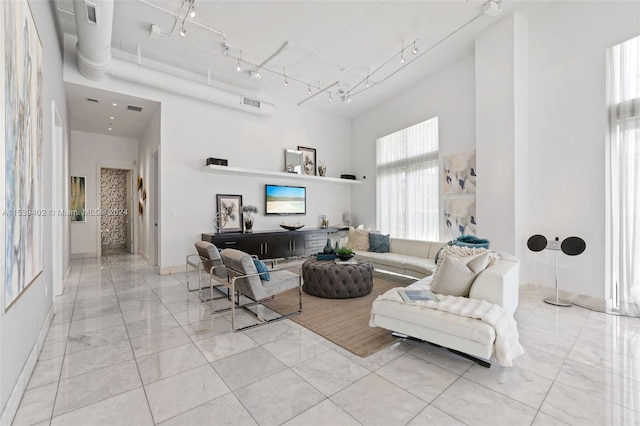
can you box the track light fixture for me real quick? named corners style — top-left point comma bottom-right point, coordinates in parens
top-left (307, 85), bottom-right (312, 95)
top-left (400, 40), bottom-right (405, 64)
top-left (179, 26), bottom-right (186, 37)
top-left (236, 51), bottom-right (242, 72)
top-left (189, 0), bottom-right (196, 18)
top-left (365, 68), bottom-right (371, 88)
top-left (283, 68), bottom-right (288, 87)
top-left (328, 93), bottom-right (333, 102)
top-left (250, 69), bottom-right (261, 79)
top-left (412, 41), bottom-right (418, 55)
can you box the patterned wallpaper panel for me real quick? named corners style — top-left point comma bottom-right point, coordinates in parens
top-left (100, 168), bottom-right (130, 246)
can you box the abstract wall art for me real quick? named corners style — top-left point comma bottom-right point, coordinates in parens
top-left (70, 176), bottom-right (86, 222)
top-left (443, 150), bottom-right (476, 194)
top-left (2, 0), bottom-right (44, 311)
top-left (444, 198), bottom-right (477, 237)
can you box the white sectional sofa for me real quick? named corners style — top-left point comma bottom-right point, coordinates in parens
top-left (354, 238), bottom-right (445, 279)
top-left (370, 254), bottom-right (520, 365)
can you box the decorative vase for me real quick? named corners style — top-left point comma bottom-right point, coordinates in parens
top-left (318, 161), bottom-right (327, 177)
top-left (323, 238), bottom-right (334, 254)
top-left (244, 216), bottom-right (254, 233)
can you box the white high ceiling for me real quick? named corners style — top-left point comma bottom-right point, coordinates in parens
top-left (55, 0), bottom-right (535, 138)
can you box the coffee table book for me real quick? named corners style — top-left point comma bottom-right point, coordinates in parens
top-left (398, 289), bottom-right (441, 303)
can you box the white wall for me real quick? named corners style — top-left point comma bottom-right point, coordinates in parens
top-left (138, 107), bottom-right (161, 264)
top-left (0, 0), bottom-right (70, 420)
top-left (524, 1), bottom-right (640, 301)
top-left (159, 92), bottom-right (353, 273)
top-left (70, 130), bottom-right (138, 256)
top-left (351, 53), bottom-right (477, 236)
top-left (63, 38), bottom-right (353, 272)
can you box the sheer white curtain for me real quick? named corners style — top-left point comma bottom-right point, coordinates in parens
top-left (608, 35), bottom-right (640, 317)
top-left (376, 117), bottom-right (439, 240)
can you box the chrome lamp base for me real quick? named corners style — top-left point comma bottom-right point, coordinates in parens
top-left (544, 297), bottom-right (572, 307)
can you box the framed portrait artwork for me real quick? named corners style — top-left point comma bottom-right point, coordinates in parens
top-left (216, 194), bottom-right (243, 233)
top-left (297, 146), bottom-right (317, 176)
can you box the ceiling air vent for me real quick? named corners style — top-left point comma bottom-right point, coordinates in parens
top-left (242, 97), bottom-right (261, 109)
top-left (127, 104), bottom-right (143, 112)
top-left (85, 97), bottom-right (99, 103)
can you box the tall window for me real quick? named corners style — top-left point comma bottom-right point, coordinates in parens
top-left (607, 35), bottom-right (640, 317)
top-left (376, 117), bottom-right (439, 240)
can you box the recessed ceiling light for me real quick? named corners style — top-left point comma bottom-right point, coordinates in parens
top-left (112, 103), bottom-right (117, 106)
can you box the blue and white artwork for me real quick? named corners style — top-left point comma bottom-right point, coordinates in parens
top-left (443, 151), bottom-right (476, 194)
top-left (444, 198), bottom-right (476, 237)
top-left (2, 0), bottom-right (44, 311)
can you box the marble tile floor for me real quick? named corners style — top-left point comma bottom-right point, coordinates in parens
top-left (11, 254), bottom-right (640, 426)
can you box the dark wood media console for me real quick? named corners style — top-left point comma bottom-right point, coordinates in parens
top-left (201, 228), bottom-right (336, 260)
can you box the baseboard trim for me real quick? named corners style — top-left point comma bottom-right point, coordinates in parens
top-left (159, 264), bottom-right (187, 275)
top-left (71, 252), bottom-right (97, 260)
top-left (521, 283), bottom-right (606, 312)
top-left (138, 250), bottom-right (150, 263)
top-left (0, 304), bottom-right (55, 426)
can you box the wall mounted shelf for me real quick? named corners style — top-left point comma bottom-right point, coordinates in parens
top-left (201, 164), bottom-right (362, 185)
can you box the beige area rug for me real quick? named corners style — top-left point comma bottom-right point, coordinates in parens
top-left (263, 272), bottom-right (415, 358)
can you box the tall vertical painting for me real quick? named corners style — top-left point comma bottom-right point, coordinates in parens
top-left (1, 1), bottom-right (44, 312)
top-left (70, 176), bottom-right (86, 222)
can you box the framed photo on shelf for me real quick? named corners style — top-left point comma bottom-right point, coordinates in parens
top-left (297, 146), bottom-right (317, 176)
top-left (284, 149), bottom-right (303, 174)
top-left (216, 194), bottom-right (243, 233)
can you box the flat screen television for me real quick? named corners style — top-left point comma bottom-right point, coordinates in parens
top-left (265, 184), bottom-right (306, 215)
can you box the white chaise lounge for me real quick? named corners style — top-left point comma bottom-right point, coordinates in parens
top-left (370, 254), bottom-right (520, 366)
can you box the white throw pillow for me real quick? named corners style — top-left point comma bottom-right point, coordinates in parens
top-left (430, 251), bottom-right (490, 297)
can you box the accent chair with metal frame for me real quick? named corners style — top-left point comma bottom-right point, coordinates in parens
top-left (220, 248), bottom-right (302, 331)
top-left (191, 241), bottom-right (229, 305)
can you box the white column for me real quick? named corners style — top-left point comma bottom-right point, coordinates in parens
top-left (475, 13), bottom-right (529, 278)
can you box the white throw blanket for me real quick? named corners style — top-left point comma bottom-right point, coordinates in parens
top-left (371, 288), bottom-right (524, 367)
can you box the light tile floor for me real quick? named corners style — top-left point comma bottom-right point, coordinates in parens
top-left (11, 254), bottom-right (640, 426)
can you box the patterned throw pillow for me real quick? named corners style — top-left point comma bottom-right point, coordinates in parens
top-left (347, 227), bottom-right (370, 251)
top-left (437, 245), bottom-right (500, 267)
top-left (369, 233), bottom-right (390, 253)
top-left (252, 259), bottom-right (271, 281)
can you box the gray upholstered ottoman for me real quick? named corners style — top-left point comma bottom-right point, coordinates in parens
top-left (302, 258), bottom-right (374, 299)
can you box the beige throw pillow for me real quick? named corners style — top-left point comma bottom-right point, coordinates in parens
top-left (347, 227), bottom-right (370, 251)
top-left (438, 245), bottom-right (500, 267)
top-left (430, 251), bottom-right (490, 297)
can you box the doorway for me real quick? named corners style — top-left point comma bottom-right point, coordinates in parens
top-left (99, 168), bottom-right (133, 256)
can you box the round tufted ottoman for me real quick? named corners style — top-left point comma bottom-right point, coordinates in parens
top-left (302, 259), bottom-right (374, 299)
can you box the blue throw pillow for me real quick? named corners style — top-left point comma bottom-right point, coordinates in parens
top-left (369, 233), bottom-right (390, 253)
top-left (252, 259), bottom-right (271, 281)
top-left (453, 235), bottom-right (490, 249)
